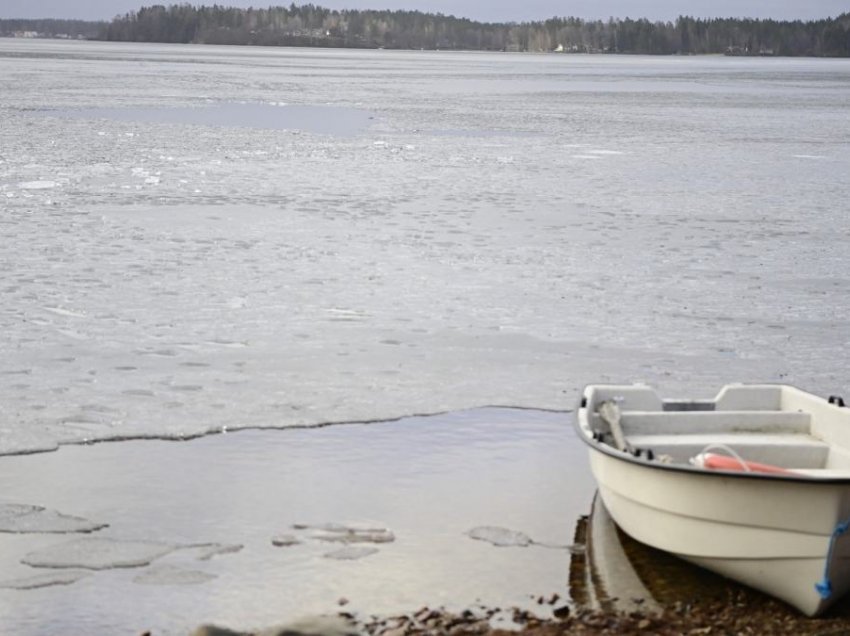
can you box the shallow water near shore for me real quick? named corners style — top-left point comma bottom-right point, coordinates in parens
top-left (0, 407), bottom-right (595, 635)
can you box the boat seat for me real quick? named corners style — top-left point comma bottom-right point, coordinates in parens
top-left (627, 433), bottom-right (829, 469)
top-left (618, 411), bottom-right (811, 436)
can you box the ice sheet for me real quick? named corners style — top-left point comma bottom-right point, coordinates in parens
top-left (1, 41), bottom-right (849, 456)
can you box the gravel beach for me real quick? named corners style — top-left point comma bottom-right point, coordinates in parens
top-left (187, 593), bottom-right (850, 636)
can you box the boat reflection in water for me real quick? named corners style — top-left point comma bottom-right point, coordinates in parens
top-left (569, 493), bottom-right (850, 617)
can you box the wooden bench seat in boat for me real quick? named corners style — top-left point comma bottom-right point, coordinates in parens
top-left (626, 432), bottom-right (829, 468)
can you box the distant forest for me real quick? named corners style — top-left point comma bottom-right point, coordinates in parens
top-left (2, 4), bottom-right (850, 56)
top-left (0, 19), bottom-right (105, 39)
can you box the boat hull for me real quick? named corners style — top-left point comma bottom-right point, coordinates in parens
top-left (590, 447), bottom-right (850, 616)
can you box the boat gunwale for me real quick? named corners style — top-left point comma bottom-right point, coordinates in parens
top-left (574, 393), bottom-right (850, 485)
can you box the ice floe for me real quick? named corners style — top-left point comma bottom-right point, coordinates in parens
top-left (0, 503), bottom-right (108, 534)
top-left (293, 523), bottom-right (395, 544)
top-left (466, 526), bottom-right (582, 551)
top-left (22, 537), bottom-right (177, 569)
top-left (466, 526), bottom-right (533, 547)
top-left (311, 529), bottom-right (395, 544)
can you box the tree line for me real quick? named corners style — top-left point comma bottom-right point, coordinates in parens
top-left (3, 4), bottom-right (850, 56)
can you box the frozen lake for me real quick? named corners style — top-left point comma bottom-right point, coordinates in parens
top-left (1, 40), bottom-right (850, 453)
top-left (1, 39), bottom-right (850, 632)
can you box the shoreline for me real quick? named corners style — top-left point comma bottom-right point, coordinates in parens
top-left (0, 35), bottom-right (823, 58)
top-left (188, 595), bottom-right (850, 636)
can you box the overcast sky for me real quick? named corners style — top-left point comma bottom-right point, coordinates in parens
top-left (2, 0), bottom-right (846, 23)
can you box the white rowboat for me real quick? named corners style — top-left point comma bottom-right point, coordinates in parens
top-left (575, 383), bottom-right (850, 616)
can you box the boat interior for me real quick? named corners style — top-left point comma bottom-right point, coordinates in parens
top-left (579, 384), bottom-right (850, 476)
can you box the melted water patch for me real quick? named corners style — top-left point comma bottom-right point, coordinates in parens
top-left (133, 565), bottom-right (217, 586)
top-left (323, 546), bottom-right (379, 561)
top-left (47, 102), bottom-right (375, 136)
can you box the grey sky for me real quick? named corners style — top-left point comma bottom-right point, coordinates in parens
top-left (1, 0), bottom-right (846, 23)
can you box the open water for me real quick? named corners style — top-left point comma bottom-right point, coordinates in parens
top-left (1, 39), bottom-right (850, 633)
